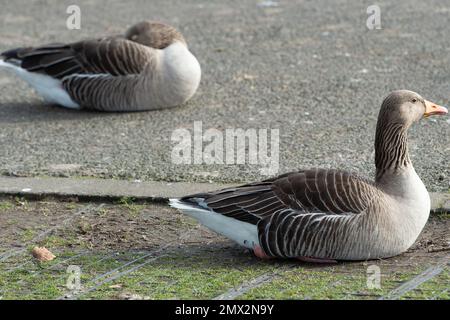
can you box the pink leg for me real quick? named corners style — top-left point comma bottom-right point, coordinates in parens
top-left (253, 245), bottom-right (273, 260)
top-left (296, 256), bottom-right (338, 264)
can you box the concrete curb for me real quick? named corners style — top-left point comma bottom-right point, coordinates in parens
top-left (0, 176), bottom-right (448, 212)
top-left (0, 176), bottom-right (234, 203)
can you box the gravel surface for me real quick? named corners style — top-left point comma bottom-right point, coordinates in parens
top-left (0, 0), bottom-right (448, 191)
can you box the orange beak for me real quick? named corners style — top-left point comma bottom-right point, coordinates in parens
top-left (424, 100), bottom-right (448, 117)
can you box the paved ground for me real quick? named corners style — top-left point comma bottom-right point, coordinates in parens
top-left (0, 0), bottom-right (449, 191)
top-left (0, 197), bottom-right (448, 300)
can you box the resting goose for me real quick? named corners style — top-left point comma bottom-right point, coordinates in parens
top-left (0, 21), bottom-right (201, 111)
top-left (170, 90), bottom-right (448, 261)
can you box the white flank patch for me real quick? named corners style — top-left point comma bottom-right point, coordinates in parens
top-left (0, 59), bottom-right (80, 109)
top-left (169, 199), bottom-right (259, 249)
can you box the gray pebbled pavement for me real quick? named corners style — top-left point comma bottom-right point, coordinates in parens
top-left (0, 0), bottom-right (449, 191)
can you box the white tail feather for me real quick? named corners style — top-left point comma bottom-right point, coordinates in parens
top-left (0, 59), bottom-right (80, 109)
top-left (169, 199), bottom-right (259, 249)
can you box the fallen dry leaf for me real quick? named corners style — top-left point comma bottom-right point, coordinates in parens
top-left (31, 247), bottom-right (56, 262)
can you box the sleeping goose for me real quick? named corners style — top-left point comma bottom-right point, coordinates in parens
top-left (0, 21), bottom-right (201, 111)
top-left (170, 90), bottom-right (448, 262)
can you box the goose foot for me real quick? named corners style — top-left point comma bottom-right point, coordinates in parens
top-left (253, 245), bottom-right (273, 260)
top-left (296, 256), bottom-right (338, 264)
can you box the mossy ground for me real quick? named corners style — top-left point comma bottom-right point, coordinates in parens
top-left (0, 197), bottom-right (448, 300)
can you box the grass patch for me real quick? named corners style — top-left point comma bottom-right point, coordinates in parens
top-left (241, 264), bottom-right (426, 300)
top-left (0, 200), bottom-right (14, 212)
top-left (82, 250), bottom-right (276, 300)
top-left (117, 197), bottom-right (145, 217)
top-left (435, 212), bottom-right (450, 219)
top-left (39, 235), bottom-right (75, 248)
top-left (21, 229), bottom-right (36, 242)
top-left (1, 248), bottom-right (446, 300)
top-left (399, 267), bottom-right (449, 300)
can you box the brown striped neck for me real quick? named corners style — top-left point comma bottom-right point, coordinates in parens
top-left (374, 119), bottom-right (411, 183)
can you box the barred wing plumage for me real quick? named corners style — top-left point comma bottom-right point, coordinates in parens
top-left (180, 168), bottom-right (381, 258)
top-left (1, 37), bottom-right (154, 79)
top-left (2, 37), bottom-right (158, 110)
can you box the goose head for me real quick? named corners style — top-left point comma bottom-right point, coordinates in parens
top-left (125, 21), bottom-right (187, 49)
top-left (378, 90), bottom-right (448, 128)
top-left (375, 90), bottom-right (447, 181)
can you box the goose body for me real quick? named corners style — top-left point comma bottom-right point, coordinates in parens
top-left (0, 21), bottom-right (201, 111)
top-left (170, 91), bottom-right (448, 261)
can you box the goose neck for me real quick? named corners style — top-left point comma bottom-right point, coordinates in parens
top-left (374, 121), bottom-right (411, 183)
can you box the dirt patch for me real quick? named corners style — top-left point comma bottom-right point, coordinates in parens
top-left (0, 197), bottom-right (225, 254)
top-left (70, 203), bottom-right (223, 251)
top-left (409, 214), bottom-right (450, 253)
top-left (0, 199), bottom-right (84, 251)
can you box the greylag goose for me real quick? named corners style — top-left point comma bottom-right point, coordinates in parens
top-left (170, 90), bottom-right (448, 261)
top-left (0, 21), bottom-right (201, 111)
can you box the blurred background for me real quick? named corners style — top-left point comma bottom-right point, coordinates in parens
top-left (0, 0), bottom-right (448, 191)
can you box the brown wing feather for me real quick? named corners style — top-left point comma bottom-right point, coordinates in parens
top-left (180, 169), bottom-right (379, 225)
top-left (2, 44), bottom-right (83, 78)
top-left (1, 37), bottom-right (153, 79)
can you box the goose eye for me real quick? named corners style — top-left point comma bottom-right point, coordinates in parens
top-left (412, 98), bottom-right (417, 103)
